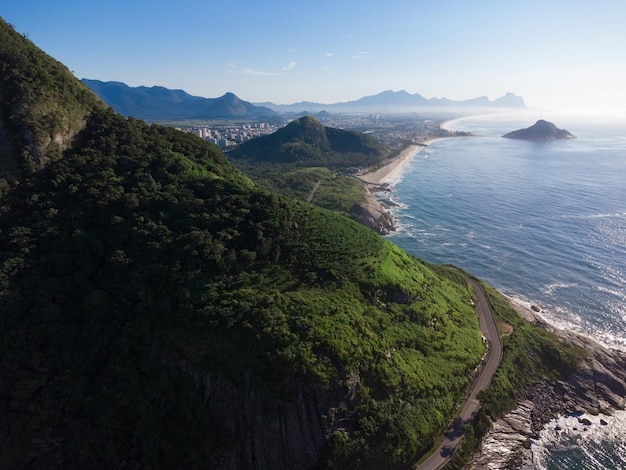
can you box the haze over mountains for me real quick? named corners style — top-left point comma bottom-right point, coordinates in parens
top-left (258, 90), bottom-right (526, 114)
top-left (83, 79), bottom-right (526, 120)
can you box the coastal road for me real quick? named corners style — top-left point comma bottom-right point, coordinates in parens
top-left (416, 279), bottom-right (503, 470)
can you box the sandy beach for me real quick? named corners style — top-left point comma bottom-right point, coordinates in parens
top-left (359, 138), bottom-right (445, 186)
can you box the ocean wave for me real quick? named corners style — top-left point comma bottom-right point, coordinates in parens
top-left (531, 410), bottom-right (626, 469)
top-left (596, 285), bottom-right (626, 300)
top-left (508, 294), bottom-right (626, 351)
top-left (541, 282), bottom-right (579, 295)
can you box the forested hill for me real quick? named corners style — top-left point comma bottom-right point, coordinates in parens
top-left (0, 18), bottom-right (488, 469)
top-left (229, 115), bottom-right (388, 168)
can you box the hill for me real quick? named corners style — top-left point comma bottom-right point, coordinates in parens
top-left (227, 116), bottom-right (395, 232)
top-left (82, 79), bottom-right (278, 120)
top-left (0, 17), bottom-right (487, 468)
top-left (0, 17), bottom-right (596, 470)
top-left (503, 119), bottom-right (576, 141)
top-left (229, 115), bottom-right (388, 168)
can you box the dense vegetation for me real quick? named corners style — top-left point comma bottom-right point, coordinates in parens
top-left (0, 20), bottom-right (488, 468)
top-left (0, 17), bottom-right (588, 469)
top-left (230, 163), bottom-right (367, 218)
top-left (0, 105), bottom-right (486, 468)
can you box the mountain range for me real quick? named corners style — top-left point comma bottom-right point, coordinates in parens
top-left (83, 79), bottom-right (526, 120)
top-left (257, 90), bottom-right (526, 114)
top-left (82, 79), bottom-right (278, 120)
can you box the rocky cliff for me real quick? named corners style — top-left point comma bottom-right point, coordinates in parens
top-left (470, 303), bottom-right (626, 468)
top-left (350, 185), bottom-right (396, 234)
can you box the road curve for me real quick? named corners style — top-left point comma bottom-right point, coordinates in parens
top-left (417, 279), bottom-right (503, 470)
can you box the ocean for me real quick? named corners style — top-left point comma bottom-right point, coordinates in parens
top-left (382, 111), bottom-right (626, 469)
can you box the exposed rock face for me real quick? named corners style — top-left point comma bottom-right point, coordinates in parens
top-left (470, 306), bottom-right (626, 469)
top-left (200, 374), bottom-right (329, 470)
top-left (503, 120), bottom-right (576, 141)
top-left (350, 185), bottom-right (396, 234)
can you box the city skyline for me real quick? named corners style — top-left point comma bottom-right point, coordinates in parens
top-left (4, 0), bottom-right (626, 112)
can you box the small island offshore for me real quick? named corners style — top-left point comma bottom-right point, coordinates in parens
top-left (503, 119), bottom-right (576, 141)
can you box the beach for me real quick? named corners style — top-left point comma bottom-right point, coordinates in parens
top-left (359, 138), bottom-right (444, 186)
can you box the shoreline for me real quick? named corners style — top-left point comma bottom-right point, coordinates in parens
top-left (358, 137), bottom-right (447, 187)
top-left (469, 290), bottom-right (626, 469)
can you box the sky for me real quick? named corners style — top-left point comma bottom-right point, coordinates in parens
top-left (3, 0), bottom-right (626, 111)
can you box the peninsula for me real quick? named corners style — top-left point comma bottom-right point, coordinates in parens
top-left (503, 119), bottom-right (576, 141)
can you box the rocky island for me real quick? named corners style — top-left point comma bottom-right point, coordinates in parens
top-left (503, 119), bottom-right (576, 141)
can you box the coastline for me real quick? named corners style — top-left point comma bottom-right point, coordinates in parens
top-left (358, 138), bottom-right (446, 187)
top-left (468, 292), bottom-right (626, 469)
top-left (359, 115), bottom-right (626, 467)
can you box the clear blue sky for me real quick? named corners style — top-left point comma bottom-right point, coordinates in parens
top-left (4, 0), bottom-right (626, 111)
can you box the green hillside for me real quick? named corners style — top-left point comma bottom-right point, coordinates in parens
top-left (228, 116), bottom-right (390, 224)
top-left (0, 17), bottom-right (586, 470)
top-left (0, 18), bottom-right (487, 468)
top-left (0, 109), bottom-right (486, 468)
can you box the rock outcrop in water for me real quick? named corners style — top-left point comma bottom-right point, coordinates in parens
top-left (350, 186), bottom-right (396, 234)
top-left (470, 304), bottom-right (626, 469)
top-left (503, 120), bottom-right (576, 141)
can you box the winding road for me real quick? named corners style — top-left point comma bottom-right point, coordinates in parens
top-left (416, 279), bottom-right (503, 470)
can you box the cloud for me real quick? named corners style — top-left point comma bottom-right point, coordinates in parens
top-left (352, 51), bottom-right (368, 60)
top-left (241, 68), bottom-right (279, 76)
top-left (229, 61), bottom-right (296, 76)
top-left (229, 63), bottom-right (278, 76)
top-left (326, 52), bottom-right (335, 57)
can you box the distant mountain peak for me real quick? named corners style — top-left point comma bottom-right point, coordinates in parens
top-left (258, 90), bottom-right (526, 114)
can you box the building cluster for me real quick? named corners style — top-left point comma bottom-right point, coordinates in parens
top-left (177, 113), bottom-right (455, 153)
top-left (181, 121), bottom-right (283, 148)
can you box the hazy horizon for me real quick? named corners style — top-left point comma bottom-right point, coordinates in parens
top-left (4, 1), bottom-right (626, 112)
